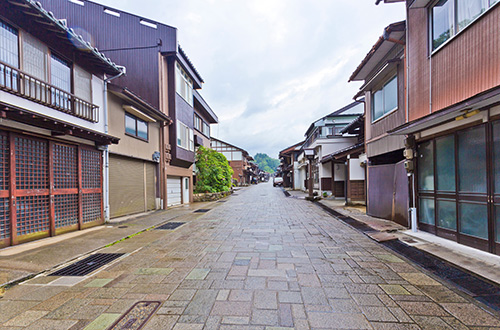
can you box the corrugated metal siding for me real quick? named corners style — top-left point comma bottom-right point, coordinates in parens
top-left (109, 155), bottom-right (145, 218)
top-left (146, 162), bottom-right (156, 211)
top-left (367, 161), bottom-right (408, 226)
top-left (431, 6), bottom-right (500, 112)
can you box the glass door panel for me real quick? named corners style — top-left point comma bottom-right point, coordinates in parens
top-left (458, 126), bottom-right (486, 193)
top-left (437, 199), bottom-right (457, 230)
top-left (419, 198), bottom-right (435, 225)
top-left (418, 140), bottom-right (434, 191)
top-left (459, 202), bottom-right (488, 239)
top-left (436, 135), bottom-right (455, 191)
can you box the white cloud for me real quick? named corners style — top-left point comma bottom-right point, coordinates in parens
top-left (95, 0), bottom-right (405, 157)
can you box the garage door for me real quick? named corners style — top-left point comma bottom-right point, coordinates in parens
top-left (167, 176), bottom-right (181, 207)
top-left (0, 130), bottom-right (103, 248)
top-left (109, 155), bottom-right (144, 218)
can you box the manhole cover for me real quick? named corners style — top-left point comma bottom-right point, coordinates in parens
top-left (49, 253), bottom-right (124, 276)
top-left (194, 209), bottom-right (211, 213)
top-left (155, 222), bottom-right (185, 230)
top-left (107, 301), bottom-right (161, 330)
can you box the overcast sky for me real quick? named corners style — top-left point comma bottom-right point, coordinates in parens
top-left (95, 0), bottom-right (406, 158)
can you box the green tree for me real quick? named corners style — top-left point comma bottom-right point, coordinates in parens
top-left (254, 153), bottom-right (280, 173)
top-left (194, 146), bottom-right (234, 193)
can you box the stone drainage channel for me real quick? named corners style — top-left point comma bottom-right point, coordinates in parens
top-left (282, 190), bottom-right (500, 313)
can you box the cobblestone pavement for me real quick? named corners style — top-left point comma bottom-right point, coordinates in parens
top-left (1, 183), bottom-right (500, 330)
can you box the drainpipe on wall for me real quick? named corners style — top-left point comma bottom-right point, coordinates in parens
top-left (103, 66), bottom-right (126, 222)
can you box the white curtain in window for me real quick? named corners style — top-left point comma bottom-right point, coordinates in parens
top-left (457, 0), bottom-right (488, 31)
top-left (73, 65), bottom-right (91, 102)
top-left (22, 33), bottom-right (47, 80)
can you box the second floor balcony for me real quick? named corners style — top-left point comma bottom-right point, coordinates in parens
top-left (0, 62), bottom-right (99, 123)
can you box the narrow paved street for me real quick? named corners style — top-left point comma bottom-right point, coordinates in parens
top-left (1, 183), bottom-right (500, 330)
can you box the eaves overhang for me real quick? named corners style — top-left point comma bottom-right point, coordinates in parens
top-left (389, 86), bottom-right (500, 135)
top-left (349, 21), bottom-right (405, 82)
top-left (6, 0), bottom-right (123, 76)
top-left (164, 46), bottom-right (204, 89)
top-left (321, 142), bottom-right (364, 163)
top-left (194, 90), bottom-right (218, 124)
top-left (108, 84), bottom-right (171, 123)
top-left (0, 104), bottom-right (120, 145)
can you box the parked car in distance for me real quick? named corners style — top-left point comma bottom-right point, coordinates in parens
top-left (273, 177), bottom-right (283, 187)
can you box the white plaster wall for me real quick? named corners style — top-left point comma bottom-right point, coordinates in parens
top-left (293, 161), bottom-right (300, 190)
top-left (334, 163), bottom-right (346, 181)
top-left (349, 158), bottom-right (365, 180)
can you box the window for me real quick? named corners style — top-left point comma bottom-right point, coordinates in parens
top-left (125, 113), bottom-right (148, 140)
top-left (175, 62), bottom-right (193, 106)
top-left (177, 120), bottom-right (194, 151)
top-left (0, 20), bottom-right (19, 90)
top-left (73, 65), bottom-right (91, 102)
top-left (372, 75), bottom-right (397, 121)
top-left (431, 0), bottom-right (497, 51)
top-left (203, 122), bottom-right (210, 137)
top-left (22, 33), bottom-right (47, 80)
top-left (0, 20), bottom-right (18, 67)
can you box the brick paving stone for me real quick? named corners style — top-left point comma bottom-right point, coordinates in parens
top-left (2, 184), bottom-right (500, 330)
top-left (308, 311), bottom-right (372, 329)
top-left (251, 310), bottom-right (279, 325)
top-left (229, 290), bottom-right (253, 302)
top-left (211, 301), bottom-right (252, 316)
top-left (441, 303), bottom-right (500, 327)
top-left (254, 291), bottom-right (278, 309)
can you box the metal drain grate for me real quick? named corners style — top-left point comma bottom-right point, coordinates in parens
top-left (217, 200), bottom-right (226, 203)
top-left (50, 253), bottom-right (124, 276)
top-left (194, 209), bottom-right (211, 213)
top-left (155, 222), bottom-right (185, 230)
top-left (107, 301), bottom-right (161, 330)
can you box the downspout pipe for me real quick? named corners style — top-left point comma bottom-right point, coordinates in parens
top-left (103, 66), bottom-right (126, 222)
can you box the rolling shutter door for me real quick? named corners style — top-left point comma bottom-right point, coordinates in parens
top-left (167, 176), bottom-right (181, 206)
top-left (145, 162), bottom-right (156, 211)
top-left (109, 155), bottom-right (144, 218)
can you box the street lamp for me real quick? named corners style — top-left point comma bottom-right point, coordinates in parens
top-left (304, 148), bottom-right (316, 199)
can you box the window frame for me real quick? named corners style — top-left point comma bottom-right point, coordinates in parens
top-left (124, 112), bottom-right (149, 141)
top-left (176, 120), bottom-right (194, 151)
top-left (429, 0), bottom-right (500, 54)
top-left (175, 62), bottom-right (193, 106)
top-left (371, 74), bottom-right (398, 123)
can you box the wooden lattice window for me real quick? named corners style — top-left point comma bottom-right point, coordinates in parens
top-left (15, 137), bottom-right (48, 190)
top-left (53, 144), bottom-right (77, 189)
top-left (54, 194), bottom-right (78, 228)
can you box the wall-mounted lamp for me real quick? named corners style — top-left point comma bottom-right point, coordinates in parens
top-left (455, 109), bottom-right (480, 121)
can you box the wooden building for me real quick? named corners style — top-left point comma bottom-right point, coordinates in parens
top-left (384, 0), bottom-right (500, 255)
top-left (210, 138), bottom-right (255, 186)
top-left (0, 0), bottom-right (122, 247)
top-left (300, 101), bottom-right (364, 196)
top-left (321, 116), bottom-right (366, 204)
top-left (107, 85), bottom-right (171, 218)
top-left (349, 21), bottom-right (409, 225)
top-left (38, 0), bottom-right (213, 208)
top-left (278, 141), bottom-right (304, 189)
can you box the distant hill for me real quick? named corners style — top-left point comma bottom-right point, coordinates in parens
top-left (254, 153), bottom-right (280, 173)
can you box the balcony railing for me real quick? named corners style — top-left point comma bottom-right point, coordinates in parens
top-left (0, 62), bottom-right (99, 123)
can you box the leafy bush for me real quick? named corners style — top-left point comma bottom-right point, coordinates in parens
top-left (194, 146), bottom-right (234, 193)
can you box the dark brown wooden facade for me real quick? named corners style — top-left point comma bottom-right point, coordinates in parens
top-left (39, 0), bottom-right (208, 206)
top-left (395, 1), bottom-right (500, 254)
